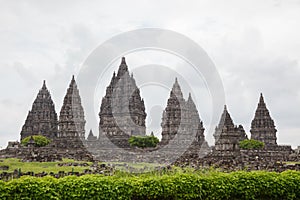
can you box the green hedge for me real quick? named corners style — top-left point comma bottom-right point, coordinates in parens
top-left (0, 170), bottom-right (299, 199)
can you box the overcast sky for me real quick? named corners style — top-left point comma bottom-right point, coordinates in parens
top-left (0, 0), bottom-right (299, 149)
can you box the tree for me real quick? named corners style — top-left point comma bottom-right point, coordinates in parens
top-left (239, 139), bottom-right (265, 150)
top-left (128, 135), bottom-right (159, 148)
top-left (21, 135), bottom-right (51, 147)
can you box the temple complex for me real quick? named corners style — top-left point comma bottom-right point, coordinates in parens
top-left (99, 57), bottom-right (146, 147)
top-left (0, 57), bottom-right (298, 168)
top-left (20, 81), bottom-right (58, 140)
top-left (58, 76), bottom-right (86, 140)
top-left (250, 93), bottom-right (277, 146)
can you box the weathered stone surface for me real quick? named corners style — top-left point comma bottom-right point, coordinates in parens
top-left (58, 75), bottom-right (86, 140)
top-left (160, 78), bottom-right (185, 145)
top-left (213, 105), bottom-right (243, 152)
top-left (250, 93), bottom-right (277, 146)
top-left (99, 57), bottom-right (146, 148)
top-left (20, 81), bottom-right (58, 140)
top-left (160, 79), bottom-right (210, 160)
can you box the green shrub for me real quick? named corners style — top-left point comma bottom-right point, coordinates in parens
top-left (21, 135), bottom-right (51, 147)
top-left (239, 139), bottom-right (264, 149)
top-left (128, 135), bottom-right (159, 148)
top-left (0, 171), bottom-right (299, 199)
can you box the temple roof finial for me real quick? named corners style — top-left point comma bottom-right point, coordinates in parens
top-left (259, 93), bottom-right (264, 103)
top-left (121, 57), bottom-right (126, 64)
top-left (42, 80), bottom-right (46, 89)
top-left (117, 57), bottom-right (128, 76)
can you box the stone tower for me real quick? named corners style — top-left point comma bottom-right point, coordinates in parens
top-left (214, 105), bottom-right (241, 151)
top-left (99, 57), bottom-right (146, 147)
top-left (160, 78), bottom-right (185, 145)
top-left (250, 93), bottom-right (277, 146)
top-left (58, 76), bottom-right (86, 140)
top-left (20, 81), bottom-right (58, 140)
top-left (182, 93), bottom-right (209, 156)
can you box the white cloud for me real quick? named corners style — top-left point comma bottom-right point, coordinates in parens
top-left (0, 0), bottom-right (299, 149)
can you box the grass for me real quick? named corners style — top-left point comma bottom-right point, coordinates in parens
top-left (279, 161), bottom-right (300, 165)
top-left (0, 158), bottom-right (92, 173)
top-left (106, 161), bottom-right (163, 171)
top-left (0, 158), bottom-right (164, 174)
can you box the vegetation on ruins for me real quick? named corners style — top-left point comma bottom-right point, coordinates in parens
top-left (128, 135), bottom-right (159, 148)
top-left (239, 139), bottom-right (265, 149)
top-left (21, 135), bottom-right (51, 147)
top-left (0, 170), bottom-right (299, 199)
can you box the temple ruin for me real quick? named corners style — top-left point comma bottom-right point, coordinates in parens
top-left (250, 93), bottom-right (277, 147)
top-left (20, 81), bottom-right (58, 140)
top-left (0, 57), bottom-right (299, 169)
top-left (98, 57), bottom-right (147, 147)
top-left (213, 105), bottom-right (247, 152)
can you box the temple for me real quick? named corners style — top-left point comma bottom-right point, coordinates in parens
top-left (58, 75), bottom-right (86, 140)
top-left (99, 57), bottom-right (147, 147)
top-left (213, 105), bottom-right (247, 152)
top-left (250, 93), bottom-right (277, 146)
top-left (20, 81), bottom-right (58, 140)
top-left (160, 78), bottom-right (185, 145)
top-left (161, 78), bottom-right (209, 158)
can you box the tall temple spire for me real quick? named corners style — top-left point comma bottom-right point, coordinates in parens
top-left (58, 75), bottom-right (86, 140)
top-left (20, 80), bottom-right (58, 140)
top-left (99, 57), bottom-right (146, 147)
top-left (161, 78), bottom-right (186, 144)
top-left (250, 93), bottom-right (277, 146)
top-left (185, 92), bottom-right (209, 152)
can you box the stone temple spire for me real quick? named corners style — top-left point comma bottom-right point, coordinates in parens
top-left (214, 105), bottom-right (234, 137)
top-left (58, 75), bottom-right (86, 140)
top-left (213, 105), bottom-right (241, 151)
top-left (184, 93), bottom-right (209, 155)
top-left (99, 57), bottom-right (146, 147)
top-left (250, 93), bottom-right (277, 146)
top-left (186, 93), bottom-right (207, 145)
top-left (160, 78), bottom-right (186, 145)
top-left (20, 80), bottom-right (58, 140)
